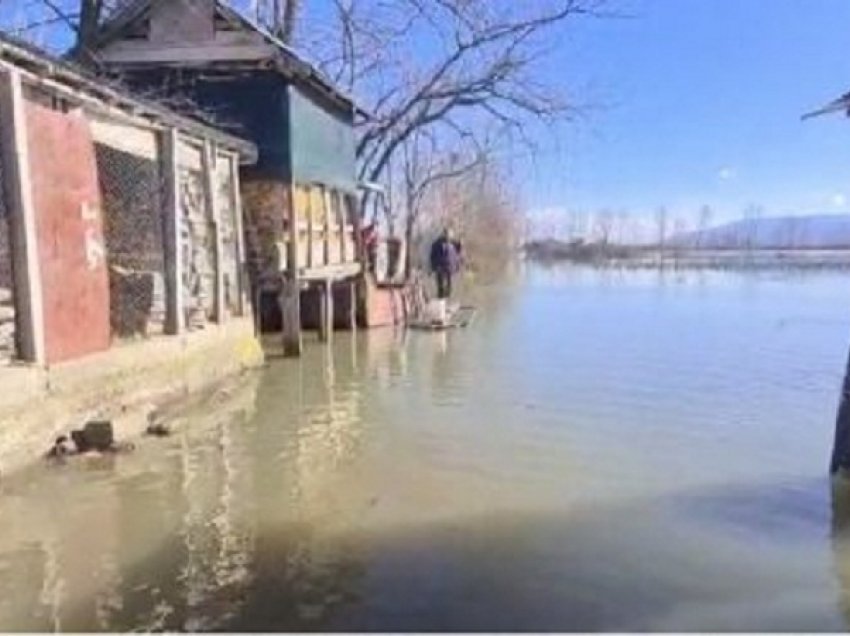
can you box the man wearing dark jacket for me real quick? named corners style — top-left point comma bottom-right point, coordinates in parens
top-left (429, 228), bottom-right (462, 299)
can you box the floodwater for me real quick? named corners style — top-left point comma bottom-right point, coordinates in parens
top-left (2, 265), bottom-right (850, 631)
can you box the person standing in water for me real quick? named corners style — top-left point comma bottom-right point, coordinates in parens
top-left (429, 228), bottom-right (463, 299)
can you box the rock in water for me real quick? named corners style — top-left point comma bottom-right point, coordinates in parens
top-left (78, 421), bottom-right (114, 452)
top-left (145, 422), bottom-right (171, 437)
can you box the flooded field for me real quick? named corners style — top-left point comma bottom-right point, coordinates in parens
top-left (2, 265), bottom-right (850, 631)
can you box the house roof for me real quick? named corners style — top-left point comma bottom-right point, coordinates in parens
top-left (802, 91), bottom-right (850, 120)
top-left (0, 29), bottom-right (257, 162)
top-left (93, 0), bottom-right (366, 118)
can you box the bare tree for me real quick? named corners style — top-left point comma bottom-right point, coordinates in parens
top-left (397, 128), bottom-right (486, 276)
top-left (654, 206), bottom-right (669, 252)
top-left (13, 0), bottom-right (120, 55)
top-left (786, 216), bottom-right (804, 250)
top-left (298, 0), bottom-right (606, 196)
top-left (16, 0), bottom-right (605, 273)
top-left (593, 209), bottom-right (615, 245)
top-left (615, 210), bottom-right (629, 245)
top-left (246, 0), bottom-right (303, 43)
top-left (567, 209), bottom-right (587, 242)
top-left (17, 0), bottom-right (304, 52)
top-left (671, 215), bottom-right (688, 264)
top-left (695, 204), bottom-right (713, 250)
top-left (741, 203), bottom-right (763, 252)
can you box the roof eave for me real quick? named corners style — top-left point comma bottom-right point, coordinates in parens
top-left (0, 31), bottom-right (257, 163)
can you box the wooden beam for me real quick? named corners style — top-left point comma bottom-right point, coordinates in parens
top-left (299, 262), bottom-right (361, 281)
top-left (306, 186), bottom-right (315, 269)
top-left (322, 186), bottom-right (332, 267)
top-left (0, 52), bottom-right (256, 162)
top-left (287, 184), bottom-right (300, 274)
top-left (229, 155), bottom-right (248, 317)
top-left (202, 140), bottom-right (226, 323)
top-left (337, 191), bottom-right (348, 263)
top-left (159, 128), bottom-right (184, 335)
top-left (90, 116), bottom-right (159, 160)
top-left (281, 276), bottom-right (302, 356)
top-left (346, 193), bottom-right (364, 267)
top-left (318, 279), bottom-right (333, 343)
top-left (348, 280), bottom-right (357, 332)
top-left (98, 43), bottom-right (277, 64)
top-left (0, 68), bottom-right (45, 364)
top-left (283, 183), bottom-right (302, 356)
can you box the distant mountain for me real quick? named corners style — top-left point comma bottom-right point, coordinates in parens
top-left (672, 214), bottom-right (850, 249)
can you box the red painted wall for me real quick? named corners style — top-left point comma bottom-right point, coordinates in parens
top-left (26, 103), bottom-right (110, 364)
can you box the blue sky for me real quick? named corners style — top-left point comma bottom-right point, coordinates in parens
top-left (524, 0), bottom-right (850, 228)
top-left (4, 0), bottom-right (850, 231)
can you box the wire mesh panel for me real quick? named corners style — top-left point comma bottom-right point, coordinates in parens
top-left (216, 156), bottom-right (241, 317)
top-left (95, 143), bottom-right (167, 339)
top-left (179, 166), bottom-right (216, 329)
top-left (0, 143), bottom-right (15, 363)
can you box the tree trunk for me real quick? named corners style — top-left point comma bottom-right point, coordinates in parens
top-left (273, 0), bottom-right (301, 45)
top-left (832, 343), bottom-right (850, 475)
top-left (404, 217), bottom-right (415, 280)
top-left (76, 0), bottom-right (104, 64)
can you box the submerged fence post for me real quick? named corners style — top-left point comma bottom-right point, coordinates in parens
top-left (0, 68), bottom-right (45, 364)
top-left (832, 343), bottom-right (850, 475)
top-left (159, 128), bottom-right (184, 335)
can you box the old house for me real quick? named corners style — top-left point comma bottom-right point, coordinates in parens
top-left (0, 31), bottom-right (263, 474)
top-left (87, 0), bottom-right (364, 355)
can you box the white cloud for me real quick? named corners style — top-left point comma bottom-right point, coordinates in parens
top-left (832, 193), bottom-right (848, 208)
top-left (717, 167), bottom-right (736, 181)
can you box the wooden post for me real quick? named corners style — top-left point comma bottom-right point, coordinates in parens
top-left (832, 343), bottom-right (850, 476)
top-left (202, 140), bottom-right (226, 323)
top-left (158, 128), bottom-right (184, 335)
top-left (228, 154), bottom-right (248, 317)
top-left (348, 280), bottom-right (357, 332)
top-left (322, 186), bottom-right (332, 266)
top-left (0, 69), bottom-right (45, 364)
top-left (306, 185), bottom-right (314, 269)
top-left (283, 184), bottom-right (302, 356)
top-left (281, 275), bottom-right (302, 356)
top-left (337, 191), bottom-right (349, 263)
top-left (318, 279), bottom-right (333, 343)
top-left (347, 193), bottom-right (364, 268)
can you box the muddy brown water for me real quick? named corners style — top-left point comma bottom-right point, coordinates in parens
top-left (2, 265), bottom-right (850, 631)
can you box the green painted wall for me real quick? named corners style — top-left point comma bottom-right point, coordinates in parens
top-left (288, 84), bottom-right (357, 193)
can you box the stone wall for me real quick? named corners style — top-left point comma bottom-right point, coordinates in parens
top-left (241, 179), bottom-right (290, 291)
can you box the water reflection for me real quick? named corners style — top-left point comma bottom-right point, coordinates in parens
top-left (831, 480), bottom-right (850, 629)
top-left (0, 268), bottom-right (849, 630)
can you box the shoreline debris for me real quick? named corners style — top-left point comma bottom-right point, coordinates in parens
top-left (45, 421), bottom-right (135, 462)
